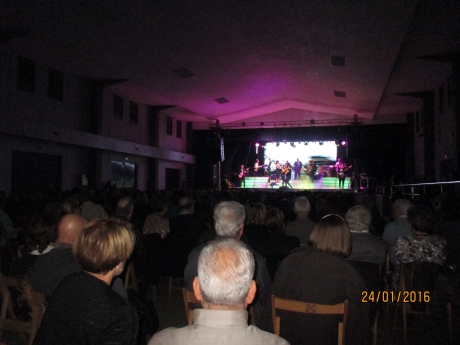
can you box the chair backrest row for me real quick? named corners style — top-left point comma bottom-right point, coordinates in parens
top-left (181, 287), bottom-right (348, 345)
top-left (271, 295), bottom-right (348, 345)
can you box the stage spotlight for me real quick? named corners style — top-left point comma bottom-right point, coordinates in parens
top-left (319, 141), bottom-right (323, 146)
top-left (304, 142), bottom-right (308, 146)
top-left (276, 142), bottom-right (280, 147)
top-left (342, 141), bottom-right (347, 146)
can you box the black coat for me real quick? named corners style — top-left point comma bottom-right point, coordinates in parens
top-left (34, 271), bottom-right (138, 345)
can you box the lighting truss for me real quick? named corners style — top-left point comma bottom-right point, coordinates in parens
top-left (217, 118), bottom-right (361, 129)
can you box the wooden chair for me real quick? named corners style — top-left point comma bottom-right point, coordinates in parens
top-left (391, 262), bottom-right (452, 345)
top-left (348, 260), bottom-right (382, 345)
top-left (0, 273), bottom-right (46, 345)
top-left (168, 277), bottom-right (184, 297)
top-left (271, 295), bottom-right (348, 345)
top-left (182, 288), bottom-right (200, 325)
top-left (123, 261), bottom-right (138, 291)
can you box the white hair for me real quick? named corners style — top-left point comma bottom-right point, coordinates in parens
top-left (345, 205), bottom-right (371, 232)
top-left (198, 238), bottom-right (254, 306)
top-left (392, 199), bottom-right (413, 217)
top-left (214, 201), bottom-right (245, 238)
top-left (294, 196), bottom-right (311, 214)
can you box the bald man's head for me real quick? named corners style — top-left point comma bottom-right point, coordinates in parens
top-left (58, 214), bottom-right (87, 244)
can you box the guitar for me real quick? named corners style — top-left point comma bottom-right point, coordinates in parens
top-left (239, 168), bottom-right (250, 178)
top-left (338, 165), bottom-right (353, 178)
top-left (281, 165), bottom-right (291, 175)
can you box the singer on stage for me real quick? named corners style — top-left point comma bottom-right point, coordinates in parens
top-left (281, 161), bottom-right (292, 188)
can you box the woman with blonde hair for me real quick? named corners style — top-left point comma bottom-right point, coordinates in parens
top-left (34, 218), bottom-right (138, 345)
top-left (273, 214), bottom-right (369, 345)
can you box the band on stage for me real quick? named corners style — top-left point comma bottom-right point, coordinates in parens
top-left (236, 158), bottom-right (352, 188)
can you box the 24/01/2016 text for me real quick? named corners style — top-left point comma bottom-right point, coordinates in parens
top-left (362, 291), bottom-right (430, 303)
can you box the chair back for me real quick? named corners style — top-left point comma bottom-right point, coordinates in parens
top-left (0, 273), bottom-right (46, 345)
top-left (391, 261), bottom-right (452, 345)
top-left (182, 288), bottom-right (200, 325)
top-left (271, 295), bottom-right (348, 345)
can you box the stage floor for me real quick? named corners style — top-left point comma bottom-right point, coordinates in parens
top-left (237, 176), bottom-right (351, 190)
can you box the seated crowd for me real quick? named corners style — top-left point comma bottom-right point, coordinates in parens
top-left (0, 185), bottom-right (458, 344)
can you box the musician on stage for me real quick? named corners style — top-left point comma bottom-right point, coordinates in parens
top-left (293, 159), bottom-right (302, 180)
top-left (335, 158), bottom-right (350, 189)
top-left (307, 160), bottom-right (316, 182)
top-left (238, 164), bottom-right (247, 188)
top-left (254, 159), bottom-right (260, 177)
top-left (281, 161), bottom-right (292, 188)
top-left (274, 160), bottom-right (281, 183)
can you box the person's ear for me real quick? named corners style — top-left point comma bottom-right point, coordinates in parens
top-left (245, 280), bottom-right (257, 305)
top-left (192, 277), bottom-right (203, 302)
top-left (237, 224), bottom-right (244, 240)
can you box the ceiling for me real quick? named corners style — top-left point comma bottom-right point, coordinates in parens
top-left (1, 0), bottom-right (459, 129)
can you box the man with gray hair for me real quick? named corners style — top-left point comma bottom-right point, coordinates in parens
top-left (284, 196), bottom-right (316, 245)
top-left (184, 201), bottom-right (271, 330)
top-left (345, 205), bottom-right (386, 264)
top-left (151, 238), bottom-right (288, 345)
top-left (382, 199), bottom-right (413, 246)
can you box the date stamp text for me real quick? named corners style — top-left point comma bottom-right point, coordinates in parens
top-left (362, 291), bottom-right (430, 303)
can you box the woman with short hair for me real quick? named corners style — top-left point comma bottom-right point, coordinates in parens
top-left (34, 218), bottom-right (138, 345)
top-left (272, 214), bottom-right (370, 345)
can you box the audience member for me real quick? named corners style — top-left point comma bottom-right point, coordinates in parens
top-left (116, 195), bottom-right (134, 221)
top-left (360, 194), bottom-right (387, 237)
top-left (151, 238), bottom-right (288, 345)
top-left (8, 214), bottom-right (55, 320)
top-left (382, 198), bottom-right (413, 246)
top-left (345, 205), bottom-right (386, 331)
top-left (10, 214), bottom-right (56, 279)
top-left (29, 213), bottom-right (86, 296)
top-left (184, 201), bottom-right (271, 330)
top-left (80, 191), bottom-right (108, 221)
top-left (345, 205), bottom-right (386, 264)
top-left (143, 196), bottom-right (170, 238)
top-left (390, 205), bottom-right (446, 291)
top-left (284, 196), bottom-right (316, 245)
top-left (159, 196), bottom-right (203, 277)
top-left (58, 197), bottom-right (80, 218)
top-left (390, 205), bottom-right (446, 266)
top-left (272, 214), bottom-right (369, 345)
top-left (34, 218), bottom-right (138, 345)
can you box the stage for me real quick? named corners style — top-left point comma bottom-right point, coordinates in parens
top-left (235, 176), bottom-right (352, 191)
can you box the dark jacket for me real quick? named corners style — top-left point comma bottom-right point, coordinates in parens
top-left (272, 248), bottom-right (370, 345)
top-left (34, 271), bottom-right (138, 345)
